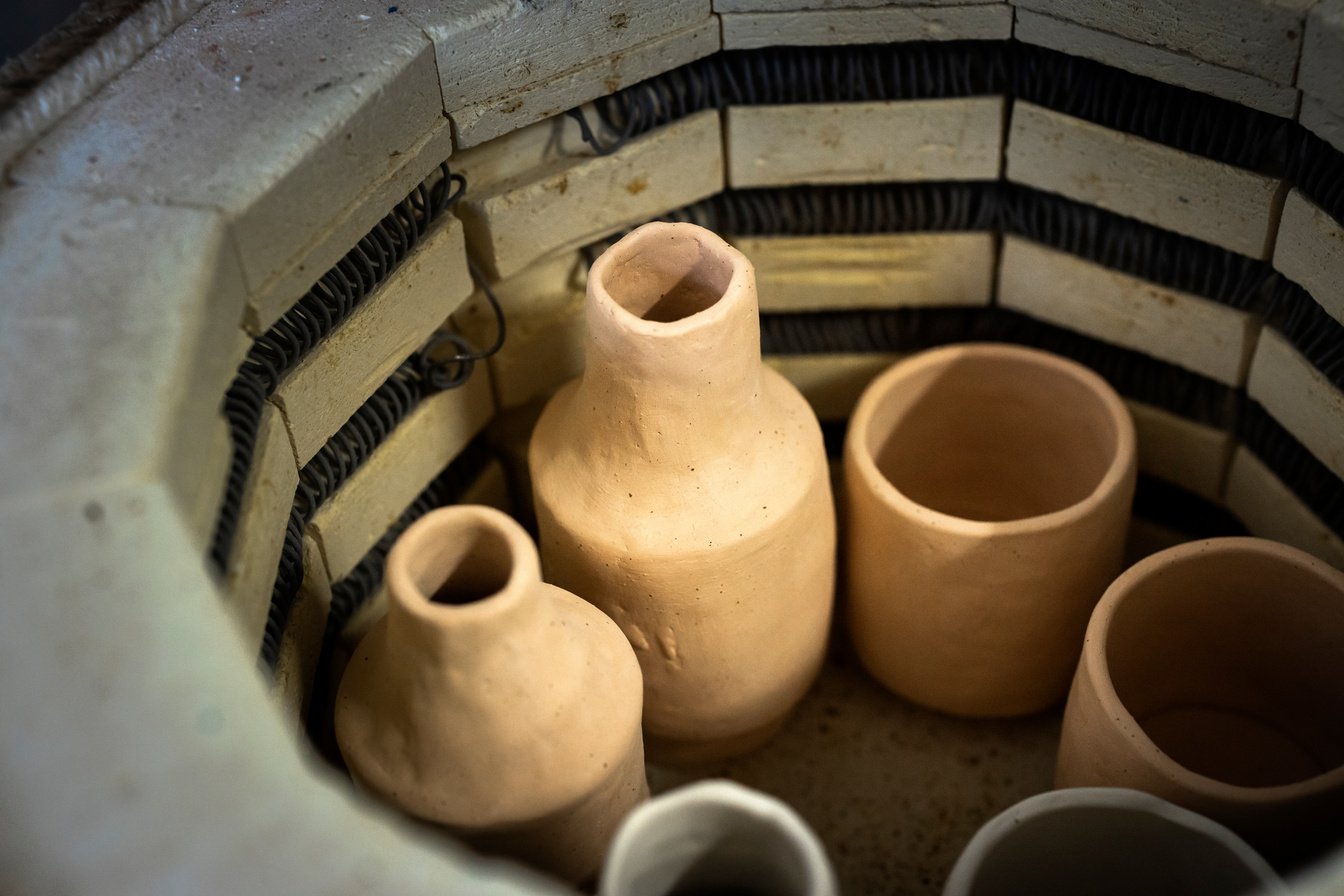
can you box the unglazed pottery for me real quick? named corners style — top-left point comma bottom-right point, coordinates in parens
top-left (599, 780), bottom-right (838, 896)
top-left (1056, 537), bottom-right (1344, 859)
top-left (844, 343), bottom-right (1137, 717)
top-left (334, 505), bottom-right (648, 883)
top-left (529, 221), bottom-right (836, 764)
top-left (943, 787), bottom-right (1283, 896)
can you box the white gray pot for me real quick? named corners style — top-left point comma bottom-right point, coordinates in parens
top-left (599, 780), bottom-right (837, 896)
top-left (943, 787), bottom-right (1284, 896)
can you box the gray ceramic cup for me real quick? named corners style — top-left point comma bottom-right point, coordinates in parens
top-left (943, 787), bottom-right (1283, 896)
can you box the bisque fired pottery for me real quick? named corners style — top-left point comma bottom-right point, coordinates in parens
top-left (943, 787), bottom-right (1283, 896)
top-left (844, 343), bottom-right (1137, 717)
top-left (529, 221), bottom-right (836, 764)
top-left (600, 779), bottom-right (838, 896)
top-left (1056, 537), bottom-right (1344, 858)
top-left (333, 505), bottom-right (648, 882)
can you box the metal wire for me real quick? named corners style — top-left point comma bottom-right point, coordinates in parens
top-left (210, 163), bottom-right (466, 572)
top-left (584, 42), bottom-right (1008, 152)
top-left (582, 41), bottom-right (1292, 177)
top-left (257, 337), bottom-right (502, 671)
top-left (1239, 400), bottom-right (1344, 537)
top-left (758, 305), bottom-right (1239, 431)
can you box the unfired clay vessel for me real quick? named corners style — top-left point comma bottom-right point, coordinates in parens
top-left (1056, 537), bottom-right (1344, 859)
top-left (333, 505), bottom-right (648, 883)
top-left (943, 787), bottom-right (1283, 896)
top-left (844, 343), bottom-right (1137, 717)
top-left (529, 221), bottom-right (836, 764)
top-left (599, 779), bottom-right (838, 896)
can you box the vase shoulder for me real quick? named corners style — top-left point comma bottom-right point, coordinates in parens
top-left (531, 366), bottom-right (827, 557)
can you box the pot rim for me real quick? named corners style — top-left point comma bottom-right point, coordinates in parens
top-left (383, 504), bottom-right (539, 624)
top-left (942, 786), bottom-right (1283, 896)
top-left (1085, 536), bottom-right (1344, 803)
top-left (600, 779), bottom-right (837, 896)
top-left (845, 342), bottom-right (1137, 536)
top-left (588, 221), bottom-right (754, 338)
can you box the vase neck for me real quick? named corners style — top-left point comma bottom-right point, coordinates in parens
top-left (577, 223), bottom-right (767, 461)
top-left (382, 506), bottom-right (545, 670)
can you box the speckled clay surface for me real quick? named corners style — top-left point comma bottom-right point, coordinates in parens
top-left (1057, 536), bottom-right (1344, 862)
top-left (530, 221), bottom-right (836, 764)
top-left (334, 505), bottom-right (647, 882)
top-left (844, 343), bottom-right (1137, 717)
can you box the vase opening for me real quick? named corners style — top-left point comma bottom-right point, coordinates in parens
top-left (1105, 543), bottom-right (1344, 788)
top-left (402, 522), bottom-right (515, 607)
top-left (866, 349), bottom-right (1122, 522)
top-left (600, 227), bottom-right (736, 324)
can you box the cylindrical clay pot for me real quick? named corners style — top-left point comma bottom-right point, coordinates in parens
top-left (334, 505), bottom-right (648, 883)
top-left (1057, 537), bottom-right (1344, 858)
top-left (844, 344), bottom-right (1137, 717)
top-left (530, 222), bottom-right (836, 764)
top-left (600, 780), bottom-right (838, 896)
top-left (943, 787), bottom-right (1283, 896)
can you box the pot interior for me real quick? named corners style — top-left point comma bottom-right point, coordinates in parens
top-left (1107, 546), bottom-right (1344, 787)
top-left (961, 803), bottom-right (1266, 896)
top-left (867, 349), bottom-right (1122, 522)
top-left (602, 228), bottom-right (736, 323)
top-left (610, 807), bottom-right (814, 896)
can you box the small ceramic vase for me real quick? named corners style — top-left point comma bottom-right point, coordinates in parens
top-left (599, 780), bottom-right (838, 896)
top-left (844, 343), bottom-right (1137, 717)
top-left (529, 221), bottom-right (836, 764)
top-left (1056, 537), bottom-right (1344, 860)
top-left (943, 787), bottom-right (1283, 896)
top-left (334, 505), bottom-right (648, 883)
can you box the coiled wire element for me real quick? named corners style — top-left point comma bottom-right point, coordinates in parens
top-left (255, 258), bottom-right (506, 672)
top-left (257, 316), bottom-right (504, 672)
top-left (1239, 400), bottom-right (1344, 538)
top-left (586, 42), bottom-right (1008, 151)
top-left (582, 42), bottom-right (1295, 179)
top-left (1293, 130), bottom-right (1344, 227)
top-left (210, 162), bottom-right (465, 573)
top-left (759, 305), bottom-right (1238, 431)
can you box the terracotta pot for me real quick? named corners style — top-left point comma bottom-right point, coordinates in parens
top-left (844, 343), bottom-right (1137, 717)
top-left (1057, 537), bottom-right (1344, 859)
top-left (599, 780), bottom-right (838, 896)
top-left (943, 787), bottom-right (1283, 896)
top-left (529, 221), bottom-right (836, 764)
top-left (334, 505), bottom-right (648, 883)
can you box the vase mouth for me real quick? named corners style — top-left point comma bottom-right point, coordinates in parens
top-left (846, 343), bottom-right (1136, 534)
top-left (384, 505), bottom-right (537, 620)
top-left (589, 221), bottom-right (749, 333)
top-left (1089, 537), bottom-right (1344, 800)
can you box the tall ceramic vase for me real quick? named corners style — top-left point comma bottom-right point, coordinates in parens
top-left (1057, 537), bottom-right (1344, 861)
top-left (845, 344), bottom-right (1136, 717)
top-left (334, 505), bottom-right (648, 883)
top-left (529, 221), bottom-right (836, 764)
